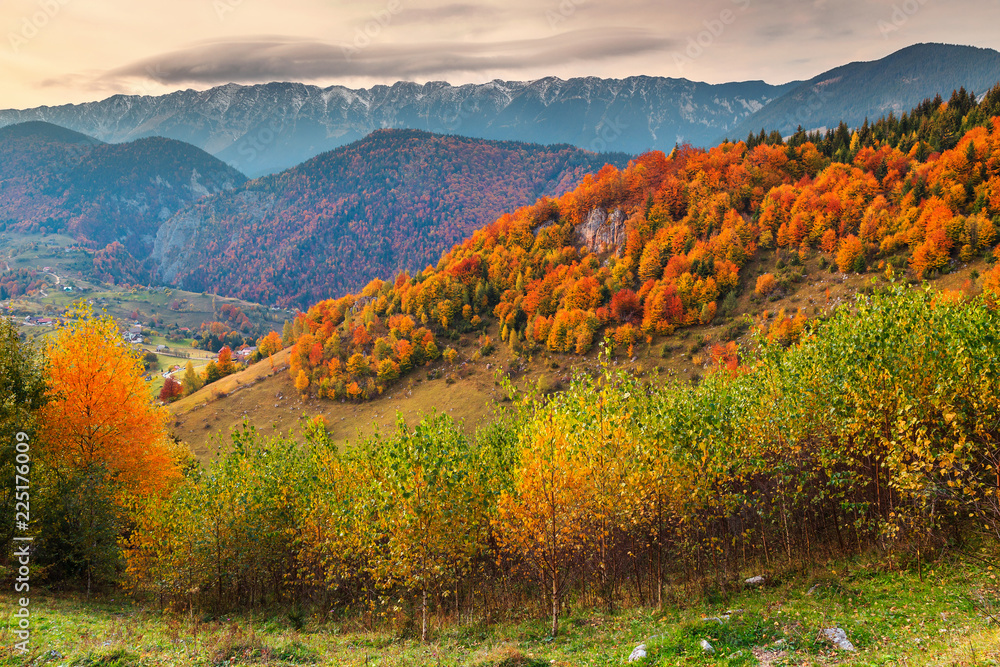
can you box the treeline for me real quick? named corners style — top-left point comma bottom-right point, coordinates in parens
top-left (193, 303), bottom-right (267, 352)
top-left (283, 298), bottom-right (445, 401)
top-left (161, 332), bottom-right (285, 402)
top-left (286, 105), bottom-right (1000, 401)
top-left (118, 285), bottom-right (1000, 637)
top-left (747, 85), bottom-right (1000, 161)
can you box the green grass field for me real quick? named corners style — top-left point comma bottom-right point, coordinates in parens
top-left (2, 552), bottom-right (999, 666)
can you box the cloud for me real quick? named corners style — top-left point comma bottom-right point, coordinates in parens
top-left (389, 3), bottom-right (503, 24)
top-left (95, 29), bottom-right (675, 86)
top-left (755, 23), bottom-right (795, 39)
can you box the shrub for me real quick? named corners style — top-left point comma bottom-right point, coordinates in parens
top-left (755, 273), bottom-right (778, 296)
top-left (538, 374), bottom-right (562, 394)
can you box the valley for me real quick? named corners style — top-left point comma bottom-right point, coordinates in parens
top-left (0, 229), bottom-right (289, 396)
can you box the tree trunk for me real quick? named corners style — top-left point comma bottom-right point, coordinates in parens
top-left (656, 494), bottom-right (663, 611)
top-left (551, 574), bottom-right (559, 638)
top-left (422, 587), bottom-right (428, 642)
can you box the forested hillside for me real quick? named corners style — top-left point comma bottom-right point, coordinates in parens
top-left (0, 122), bottom-right (246, 262)
top-left (281, 87), bottom-right (1000, 401)
top-left (152, 130), bottom-right (630, 306)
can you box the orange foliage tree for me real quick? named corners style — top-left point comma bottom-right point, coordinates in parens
top-left (159, 377), bottom-right (182, 402)
top-left (217, 345), bottom-right (236, 375)
top-left (257, 330), bottom-right (283, 357)
top-left (36, 308), bottom-right (181, 591)
top-left (755, 273), bottom-right (778, 296)
top-left (39, 309), bottom-right (180, 500)
top-left (495, 421), bottom-right (592, 637)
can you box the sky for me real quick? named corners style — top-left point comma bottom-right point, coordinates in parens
top-left (2, 0), bottom-right (1000, 109)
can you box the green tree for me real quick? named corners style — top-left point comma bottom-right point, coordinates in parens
top-left (367, 416), bottom-right (490, 641)
top-left (204, 360), bottom-right (222, 385)
top-left (182, 360), bottom-right (203, 395)
top-left (0, 320), bottom-right (48, 556)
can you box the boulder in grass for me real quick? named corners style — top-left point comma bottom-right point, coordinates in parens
top-left (628, 644), bottom-right (647, 662)
top-left (745, 575), bottom-right (766, 587)
top-left (821, 627), bottom-right (856, 651)
top-left (700, 639), bottom-right (716, 654)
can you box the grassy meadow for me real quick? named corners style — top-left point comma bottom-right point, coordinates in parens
top-left (3, 552), bottom-right (999, 666)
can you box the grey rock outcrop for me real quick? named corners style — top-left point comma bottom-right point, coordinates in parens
top-left (574, 207), bottom-right (627, 254)
top-left (152, 190), bottom-right (276, 284)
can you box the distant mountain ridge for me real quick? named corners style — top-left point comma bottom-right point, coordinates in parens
top-left (151, 130), bottom-right (630, 307)
top-left (0, 121), bottom-right (246, 256)
top-left (3, 43), bottom-right (996, 177)
top-left (728, 43), bottom-right (1000, 140)
top-left (0, 77), bottom-right (797, 176)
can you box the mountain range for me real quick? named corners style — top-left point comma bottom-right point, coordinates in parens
top-left (729, 43), bottom-right (1000, 139)
top-left (0, 78), bottom-right (790, 177)
top-left (2, 44), bottom-right (998, 178)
